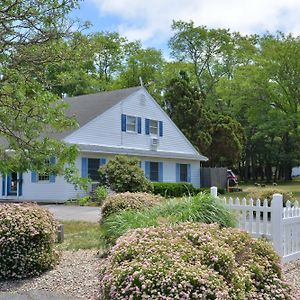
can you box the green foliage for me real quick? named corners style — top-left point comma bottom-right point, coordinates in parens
top-left (0, 0), bottom-right (82, 175)
top-left (100, 193), bottom-right (236, 245)
top-left (99, 155), bottom-right (153, 193)
top-left (100, 223), bottom-right (293, 299)
top-left (92, 186), bottom-right (108, 206)
top-left (153, 183), bottom-right (226, 198)
top-left (0, 204), bottom-right (59, 279)
top-left (164, 71), bottom-right (212, 152)
top-left (101, 192), bottom-right (164, 220)
top-left (77, 196), bottom-right (91, 206)
top-left (153, 182), bottom-right (196, 197)
top-left (248, 188), bottom-right (294, 206)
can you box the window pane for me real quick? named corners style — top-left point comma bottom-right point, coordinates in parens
top-left (150, 162), bottom-right (159, 182)
top-left (126, 116), bottom-right (137, 132)
top-left (88, 158), bottom-right (100, 181)
top-left (38, 159), bottom-right (50, 181)
top-left (180, 164), bottom-right (188, 182)
top-left (150, 120), bottom-right (158, 135)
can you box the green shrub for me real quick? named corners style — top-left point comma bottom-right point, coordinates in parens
top-left (248, 188), bottom-right (294, 206)
top-left (153, 183), bottom-right (226, 198)
top-left (153, 182), bottom-right (195, 197)
top-left (0, 203), bottom-right (59, 279)
top-left (100, 193), bottom-right (236, 245)
top-left (92, 185), bottom-right (108, 206)
top-left (100, 223), bottom-right (293, 299)
top-left (101, 192), bottom-right (164, 220)
top-left (78, 196), bottom-right (91, 206)
top-left (99, 155), bottom-right (153, 193)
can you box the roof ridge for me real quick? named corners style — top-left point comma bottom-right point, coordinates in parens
top-left (65, 86), bottom-right (142, 101)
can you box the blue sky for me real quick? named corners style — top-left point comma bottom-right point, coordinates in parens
top-left (72, 0), bottom-right (300, 56)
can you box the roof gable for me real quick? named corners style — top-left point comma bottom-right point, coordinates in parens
top-left (54, 86), bottom-right (142, 139)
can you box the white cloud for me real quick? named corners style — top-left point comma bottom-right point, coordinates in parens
top-left (89, 0), bottom-right (300, 44)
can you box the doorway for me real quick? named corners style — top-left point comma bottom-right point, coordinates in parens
top-left (6, 172), bottom-right (22, 196)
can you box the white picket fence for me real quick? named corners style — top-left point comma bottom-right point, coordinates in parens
top-left (210, 187), bottom-right (300, 263)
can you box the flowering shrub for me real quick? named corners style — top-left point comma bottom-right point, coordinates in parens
top-left (101, 192), bottom-right (164, 220)
top-left (100, 223), bottom-right (294, 300)
top-left (0, 203), bottom-right (59, 279)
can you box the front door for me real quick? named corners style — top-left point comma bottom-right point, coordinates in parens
top-left (6, 172), bottom-right (22, 197)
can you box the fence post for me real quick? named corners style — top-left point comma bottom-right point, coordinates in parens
top-left (210, 186), bottom-right (218, 198)
top-left (271, 193), bottom-right (283, 257)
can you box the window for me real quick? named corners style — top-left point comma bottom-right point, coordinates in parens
top-left (150, 162), bottom-right (159, 181)
top-left (150, 119), bottom-right (158, 135)
top-left (126, 115), bottom-right (137, 132)
top-left (38, 159), bottom-right (50, 181)
top-left (88, 158), bottom-right (101, 181)
top-left (180, 164), bottom-right (188, 182)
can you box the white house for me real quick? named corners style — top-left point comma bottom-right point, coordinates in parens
top-left (0, 86), bottom-right (208, 202)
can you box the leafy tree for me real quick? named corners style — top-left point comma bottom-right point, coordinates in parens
top-left (99, 155), bottom-right (153, 193)
top-left (164, 71), bottom-right (212, 152)
top-left (169, 21), bottom-right (233, 102)
top-left (0, 0), bottom-right (82, 177)
top-left (217, 33), bottom-right (300, 180)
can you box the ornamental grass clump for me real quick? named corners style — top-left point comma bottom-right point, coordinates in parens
top-left (100, 223), bottom-right (294, 300)
top-left (0, 203), bottom-right (59, 279)
top-left (100, 193), bottom-right (236, 245)
top-left (101, 192), bottom-right (164, 220)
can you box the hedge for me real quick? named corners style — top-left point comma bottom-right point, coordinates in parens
top-left (153, 182), bottom-right (226, 197)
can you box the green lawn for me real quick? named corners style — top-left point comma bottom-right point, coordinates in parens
top-left (228, 178), bottom-right (300, 201)
top-left (56, 221), bottom-right (103, 251)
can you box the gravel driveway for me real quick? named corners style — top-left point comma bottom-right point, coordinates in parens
top-left (43, 205), bottom-right (101, 222)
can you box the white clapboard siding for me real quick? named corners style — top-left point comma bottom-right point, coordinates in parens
top-left (211, 187), bottom-right (300, 264)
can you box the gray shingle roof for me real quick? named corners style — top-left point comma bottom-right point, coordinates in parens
top-left (53, 86), bottom-right (142, 139)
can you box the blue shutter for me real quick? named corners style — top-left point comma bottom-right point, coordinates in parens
top-left (158, 162), bottom-right (163, 182)
top-left (100, 158), bottom-right (106, 166)
top-left (31, 171), bottom-right (37, 183)
top-left (2, 175), bottom-right (5, 196)
top-left (49, 157), bottom-right (56, 183)
top-left (137, 117), bottom-right (142, 134)
top-left (159, 121), bottom-right (163, 137)
top-left (121, 114), bottom-right (126, 132)
top-left (176, 163), bottom-right (180, 182)
top-left (145, 119), bottom-right (150, 135)
top-left (187, 164), bottom-right (191, 183)
top-left (81, 157), bottom-right (88, 178)
top-left (145, 161), bottom-right (150, 179)
top-left (18, 173), bottom-right (23, 196)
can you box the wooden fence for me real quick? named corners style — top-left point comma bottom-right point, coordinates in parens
top-left (211, 187), bottom-right (300, 263)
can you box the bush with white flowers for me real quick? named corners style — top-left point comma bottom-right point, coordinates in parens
top-left (99, 223), bottom-right (293, 300)
top-left (0, 203), bottom-right (59, 279)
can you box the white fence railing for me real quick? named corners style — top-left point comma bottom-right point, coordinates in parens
top-left (211, 187), bottom-right (300, 263)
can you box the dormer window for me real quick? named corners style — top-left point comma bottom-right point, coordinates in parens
top-left (150, 120), bottom-right (158, 135)
top-left (126, 115), bottom-right (137, 132)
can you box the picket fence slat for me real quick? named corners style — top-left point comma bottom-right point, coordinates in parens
top-left (211, 187), bottom-right (300, 264)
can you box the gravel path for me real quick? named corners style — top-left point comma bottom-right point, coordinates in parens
top-left (0, 250), bottom-right (100, 300)
top-left (283, 260), bottom-right (300, 299)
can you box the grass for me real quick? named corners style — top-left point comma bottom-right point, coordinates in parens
top-left (100, 193), bottom-right (236, 246)
top-left (228, 178), bottom-right (300, 201)
top-left (56, 221), bottom-right (102, 251)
